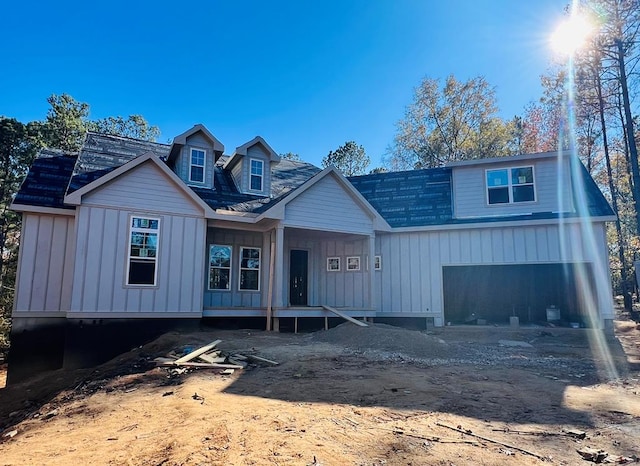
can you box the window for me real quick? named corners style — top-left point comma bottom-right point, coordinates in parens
top-left (127, 216), bottom-right (159, 286)
top-left (374, 255), bottom-right (382, 270)
top-left (347, 256), bottom-right (360, 271)
top-left (190, 148), bottom-right (205, 183)
top-left (327, 257), bottom-right (340, 271)
top-left (209, 245), bottom-right (232, 290)
top-left (250, 159), bottom-right (264, 191)
top-left (239, 247), bottom-right (260, 291)
top-left (486, 166), bottom-right (535, 205)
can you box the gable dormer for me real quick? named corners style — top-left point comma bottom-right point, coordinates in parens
top-left (167, 124), bottom-right (224, 189)
top-left (223, 136), bottom-right (280, 196)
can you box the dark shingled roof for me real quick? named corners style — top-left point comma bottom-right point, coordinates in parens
top-left (14, 132), bottom-right (613, 226)
top-left (192, 158), bottom-right (322, 213)
top-left (348, 168), bottom-right (453, 227)
top-left (573, 160), bottom-right (615, 218)
top-left (68, 132), bottom-right (171, 193)
top-left (13, 149), bottom-right (77, 210)
top-left (349, 159), bottom-right (614, 227)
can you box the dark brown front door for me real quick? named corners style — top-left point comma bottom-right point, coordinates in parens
top-left (289, 250), bottom-right (308, 306)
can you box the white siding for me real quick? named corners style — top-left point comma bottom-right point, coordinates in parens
top-left (374, 222), bottom-right (612, 325)
top-left (83, 161), bottom-right (203, 216)
top-left (285, 174), bottom-right (373, 234)
top-left (203, 229), bottom-right (263, 308)
top-left (70, 206), bottom-right (205, 314)
top-left (246, 145), bottom-right (272, 195)
top-left (174, 133), bottom-right (216, 189)
top-left (315, 237), bottom-right (369, 308)
top-left (453, 157), bottom-right (574, 218)
top-left (14, 214), bottom-right (75, 312)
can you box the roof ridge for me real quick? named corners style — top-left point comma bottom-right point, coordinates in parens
top-left (86, 131), bottom-right (170, 147)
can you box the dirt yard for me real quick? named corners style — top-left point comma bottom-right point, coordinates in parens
top-left (0, 319), bottom-right (639, 466)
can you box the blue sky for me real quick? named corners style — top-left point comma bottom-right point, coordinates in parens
top-left (1, 1), bottom-right (567, 168)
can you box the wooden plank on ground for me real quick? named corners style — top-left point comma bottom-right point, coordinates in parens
top-left (321, 305), bottom-right (368, 327)
top-left (174, 340), bottom-right (222, 364)
top-left (228, 358), bottom-right (248, 368)
top-left (159, 361), bottom-right (244, 369)
top-left (245, 354), bottom-right (279, 366)
top-left (198, 354), bottom-right (226, 364)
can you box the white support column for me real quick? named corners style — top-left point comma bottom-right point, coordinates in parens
top-left (261, 231), bottom-right (272, 308)
top-left (274, 224), bottom-right (285, 308)
top-left (369, 233), bottom-right (376, 310)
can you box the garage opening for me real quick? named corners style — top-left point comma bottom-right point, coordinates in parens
top-left (443, 263), bottom-right (596, 326)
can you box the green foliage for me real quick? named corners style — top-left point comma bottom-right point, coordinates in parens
top-left (321, 141), bottom-right (370, 176)
top-left (369, 166), bottom-right (388, 174)
top-left (0, 94), bottom-right (161, 356)
top-left (43, 93), bottom-right (90, 152)
top-left (0, 117), bottom-right (42, 358)
top-left (389, 75), bottom-right (515, 169)
top-left (279, 152), bottom-right (301, 161)
top-left (87, 115), bottom-right (160, 141)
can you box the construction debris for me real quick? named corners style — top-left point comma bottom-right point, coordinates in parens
top-left (154, 339), bottom-right (280, 376)
top-left (435, 422), bottom-right (548, 461)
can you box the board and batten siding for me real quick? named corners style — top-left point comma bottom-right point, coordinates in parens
top-left (70, 205), bottom-right (205, 314)
top-left (82, 161), bottom-right (204, 217)
top-left (375, 222), bottom-right (612, 324)
top-left (14, 213), bottom-right (75, 313)
top-left (453, 157), bottom-right (574, 219)
top-left (175, 132), bottom-right (216, 189)
top-left (285, 174), bottom-right (373, 234)
top-left (315, 237), bottom-right (370, 308)
top-left (203, 228), bottom-right (264, 308)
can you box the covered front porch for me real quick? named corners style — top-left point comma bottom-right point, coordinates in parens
top-left (202, 222), bottom-right (378, 327)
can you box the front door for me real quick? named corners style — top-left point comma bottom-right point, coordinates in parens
top-left (289, 250), bottom-right (308, 306)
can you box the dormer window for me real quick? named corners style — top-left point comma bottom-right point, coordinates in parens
top-left (250, 159), bottom-right (264, 191)
top-left (190, 148), bottom-right (205, 183)
top-left (486, 166), bottom-right (535, 204)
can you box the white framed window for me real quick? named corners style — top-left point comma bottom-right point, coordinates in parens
top-left (239, 247), bottom-right (261, 291)
top-left (374, 255), bottom-right (381, 270)
top-left (486, 166), bottom-right (535, 205)
top-left (327, 257), bottom-right (340, 272)
top-left (209, 245), bottom-right (232, 290)
top-left (127, 216), bottom-right (160, 286)
top-left (190, 148), bottom-right (206, 183)
top-left (347, 256), bottom-right (360, 271)
top-left (250, 159), bottom-right (264, 191)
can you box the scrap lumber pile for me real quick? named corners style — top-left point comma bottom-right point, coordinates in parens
top-left (154, 339), bottom-right (279, 376)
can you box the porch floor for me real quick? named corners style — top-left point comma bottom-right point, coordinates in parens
top-left (202, 306), bottom-right (377, 318)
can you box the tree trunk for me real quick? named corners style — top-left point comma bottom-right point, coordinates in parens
top-left (615, 38), bottom-right (640, 237)
top-left (597, 71), bottom-right (632, 310)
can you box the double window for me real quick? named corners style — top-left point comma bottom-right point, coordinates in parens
top-left (190, 148), bottom-right (206, 183)
top-left (250, 159), bottom-right (264, 191)
top-left (127, 216), bottom-right (160, 286)
top-left (208, 245), bottom-right (261, 291)
top-left (486, 166), bottom-right (535, 205)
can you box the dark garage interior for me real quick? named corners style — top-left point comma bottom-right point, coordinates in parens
top-left (443, 263), bottom-right (596, 326)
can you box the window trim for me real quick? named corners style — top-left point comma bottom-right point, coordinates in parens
top-left (374, 255), bottom-right (382, 270)
top-left (239, 246), bottom-right (261, 292)
top-left (346, 256), bottom-right (361, 271)
top-left (189, 147), bottom-right (206, 184)
top-left (208, 244), bottom-right (232, 291)
top-left (126, 215), bottom-right (160, 287)
top-left (485, 165), bottom-right (536, 205)
top-left (249, 158), bottom-right (264, 192)
top-left (327, 257), bottom-right (340, 272)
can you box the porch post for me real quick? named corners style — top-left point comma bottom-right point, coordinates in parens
top-left (369, 233), bottom-right (376, 310)
top-left (274, 225), bottom-right (285, 308)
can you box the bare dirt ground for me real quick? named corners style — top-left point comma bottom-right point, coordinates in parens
top-left (0, 318), bottom-right (639, 466)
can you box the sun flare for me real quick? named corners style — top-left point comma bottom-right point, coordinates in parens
top-left (550, 15), bottom-right (594, 56)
